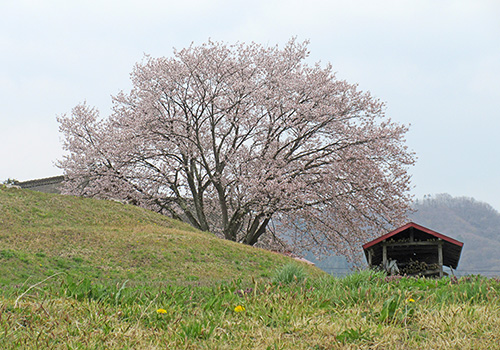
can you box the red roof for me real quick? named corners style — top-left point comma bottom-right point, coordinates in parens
top-left (362, 222), bottom-right (464, 250)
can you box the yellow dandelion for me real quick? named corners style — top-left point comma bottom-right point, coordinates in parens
top-left (156, 308), bottom-right (167, 314)
top-left (406, 298), bottom-right (415, 303)
top-left (234, 305), bottom-right (245, 313)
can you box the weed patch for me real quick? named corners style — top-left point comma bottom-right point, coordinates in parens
top-left (272, 263), bottom-right (307, 285)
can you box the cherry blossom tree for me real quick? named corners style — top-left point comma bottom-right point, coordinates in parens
top-left (58, 39), bottom-right (415, 260)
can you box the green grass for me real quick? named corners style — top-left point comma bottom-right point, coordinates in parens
top-left (0, 186), bottom-right (320, 288)
top-left (1, 186), bottom-right (500, 349)
top-left (2, 270), bottom-right (499, 349)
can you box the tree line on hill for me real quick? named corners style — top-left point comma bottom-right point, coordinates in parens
top-left (411, 194), bottom-right (500, 277)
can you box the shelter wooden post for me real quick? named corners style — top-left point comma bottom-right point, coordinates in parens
top-left (382, 241), bottom-right (387, 267)
top-left (367, 249), bottom-right (373, 267)
top-left (438, 239), bottom-right (443, 278)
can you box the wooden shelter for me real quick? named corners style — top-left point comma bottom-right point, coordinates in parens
top-left (362, 222), bottom-right (464, 277)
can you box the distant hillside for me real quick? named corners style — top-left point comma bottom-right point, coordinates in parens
top-left (410, 194), bottom-right (500, 277)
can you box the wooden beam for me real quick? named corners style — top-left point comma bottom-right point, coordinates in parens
top-left (367, 249), bottom-right (373, 267)
top-left (383, 241), bottom-right (441, 247)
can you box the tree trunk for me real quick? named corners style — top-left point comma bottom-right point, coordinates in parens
top-left (223, 208), bottom-right (246, 241)
top-left (244, 215), bottom-right (271, 246)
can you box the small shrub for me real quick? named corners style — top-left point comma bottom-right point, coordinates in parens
top-left (272, 263), bottom-right (307, 284)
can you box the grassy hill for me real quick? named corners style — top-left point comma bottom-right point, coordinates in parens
top-left (1, 187), bottom-right (500, 349)
top-left (0, 186), bottom-right (322, 287)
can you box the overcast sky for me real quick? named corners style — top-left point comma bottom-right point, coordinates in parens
top-left (1, 0), bottom-right (499, 210)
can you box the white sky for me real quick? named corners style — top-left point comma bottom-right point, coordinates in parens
top-left (1, 0), bottom-right (499, 210)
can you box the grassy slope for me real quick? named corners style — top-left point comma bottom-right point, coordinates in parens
top-left (0, 186), bottom-right (321, 287)
top-left (1, 187), bottom-right (500, 349)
